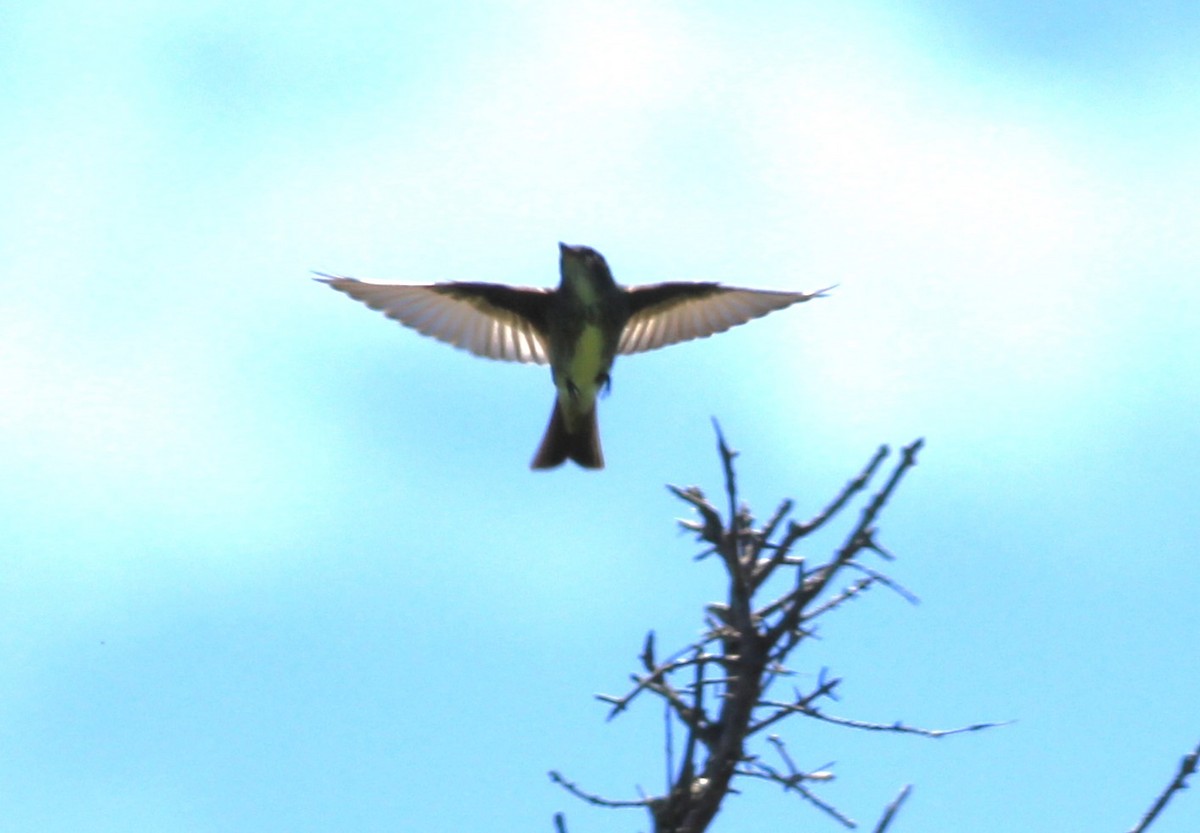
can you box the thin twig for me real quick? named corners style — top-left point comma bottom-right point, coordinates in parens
top-left (712, 421), bottom-right (753, 616)
top-left (548, 771), bottom-right (652, 809)
top-left (712, 418), bottom-right (738, 554)
top-left (771, 441), bottom-right (922, 646)
top-left (761, 703), bottom-right (1008, 737)
top-left (641, 631), bottom-right (656, 671)
top-left (835, 441), bottom-right (923, 575)
top-left (843, 561), bottom-right (920, 605)
top-left (735, 762), bottom-right (857, 828)
top-left (668, 484), bottom-right (723, 545)
top-left (775, 577), bottom-right (874, 636)
top-left (792, 444), bottom-right (890, 537)
top-left (748, 677), bottom-right (843, 735)
top-left (601, 651), bottom-right (720, 720)
top-left (872, 784), bottom-right (912, 833)
top-left (1127, 740), bottom-right (1200, 833)
top-left (759, 499), bottom-right (794, 550)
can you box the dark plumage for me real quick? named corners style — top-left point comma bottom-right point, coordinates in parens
top-left (317, 243), bottom-right (830, 469)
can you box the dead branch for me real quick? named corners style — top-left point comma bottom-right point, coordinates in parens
top-left (872, 785), bottom-right (912, 833)
top-left (554, 431), bottom-right (999, 832)
top-left (1127, 739), bottom-right (1200, 833)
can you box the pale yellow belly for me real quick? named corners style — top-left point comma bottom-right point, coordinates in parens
top-left (557, 323), bottom-right (606, 428)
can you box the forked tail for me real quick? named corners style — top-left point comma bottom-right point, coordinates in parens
top-left (530, 400), bottom-right (603, 470)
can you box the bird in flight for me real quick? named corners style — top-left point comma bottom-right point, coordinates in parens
top-left (317, 243), bottom-right (829, 470)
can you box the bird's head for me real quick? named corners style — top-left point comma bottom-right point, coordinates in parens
top-left (558, 242), bottom-right (615, 289)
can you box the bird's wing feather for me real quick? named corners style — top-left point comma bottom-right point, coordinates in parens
top-left (618, 283), bottom-right (830, 355)
top-left (316, 274), bottom-right (552, 364)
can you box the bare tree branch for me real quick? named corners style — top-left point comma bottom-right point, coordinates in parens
top-left (736, 766), bottom-right (857, 828)
top-left (1127, 740), bottom-right (1200, 833)
top-left (554, 432), bottom-right (1001, 833)
top-left (796, 444), bottom-right (892, 538)
top-left (548, 771), bottom-right (652, 809)
top-left (872, 785), bottom-right (912, 833)
top-left (748, 676), bottom-right (843, 736)
top-left (843, 561), bottom-right (920, 605)
top-left (758, 701), bottom-right (1008, 738)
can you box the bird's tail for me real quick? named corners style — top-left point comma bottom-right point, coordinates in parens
top-left (530, 400), bottom-right (604, 470)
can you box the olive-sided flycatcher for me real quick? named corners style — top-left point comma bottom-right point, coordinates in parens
top-left (317, 243), bottom-right (828, 470)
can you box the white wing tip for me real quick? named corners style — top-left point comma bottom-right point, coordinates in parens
top-left (312, 271), bottom-right (350, 285)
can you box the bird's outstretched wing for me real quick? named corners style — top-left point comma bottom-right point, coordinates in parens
top-left (618, 283), bottom-right (831, 355)
top-left (316, 274), bottom-right (553, 364)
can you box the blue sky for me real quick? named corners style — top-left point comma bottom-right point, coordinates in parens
top-left (2, 1), bottom-right (1198, 831)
